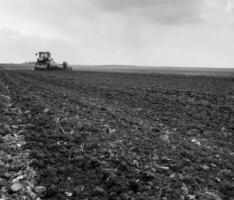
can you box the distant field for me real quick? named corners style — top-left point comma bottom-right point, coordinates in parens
top-left (0, 63), bottom-right (34, 70)
top-left (72, 65), bottom-right (234, 76)
top-left (1, 63), bottom-right (234, 76)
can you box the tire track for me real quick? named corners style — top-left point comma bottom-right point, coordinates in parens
top-left (0, 73), bottom-right (42, 200)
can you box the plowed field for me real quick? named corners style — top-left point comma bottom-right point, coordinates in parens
top-left (0, 70), bottom-right (234, 200)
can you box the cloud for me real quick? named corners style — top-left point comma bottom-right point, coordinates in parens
top-left (0, 0), bottom-right (233, 67)
top-left (92, 0), bottom-right (204, 25)
top-left (226, 0), bottom-right (234, 11)
top-left (0, 27), bottom-right (19, 38)
top-left (202, 0), bottom-right (234, 26)
top-left (0, 26), bottom-right (60, 40)
top-left (94, 0), bottom-right (197, 12)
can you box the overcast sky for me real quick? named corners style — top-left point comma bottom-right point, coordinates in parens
top-left (0, 0), bottom-right (233, 67)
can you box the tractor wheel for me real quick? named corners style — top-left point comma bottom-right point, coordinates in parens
top-left (62, 61), bottom-right (68, 68)
top-left (46, 63), bottom-right (51, 69)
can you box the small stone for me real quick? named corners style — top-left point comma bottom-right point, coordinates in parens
top-left (170, 173), bottom-right (176, 179)
top-left (0, 129), bottom-right (4, 135)
top-left (152, 154), bottom-right (159, 161)
top-left (0, 168), bottom-right (7, 178)
top-left (0, 178), bottom-right (7, 187)
top-left (17, 119), bottom-right (22, 123)
top-left (143, 185), bottom-right (152, 191)
top-left (201, 165), bottom-right (210, 170)
top-left (73, 185), bottom-right (83, 196)
top-left (160, 134), bottom-right (170, 143)
top-left (151, 167), bottom-right (156, 173)
top-left (201, 191), bottom-right (222, 200)
top-left (118, 160), bottom-right (128, 171)
top-left (181, 183), bottom-right (189, 196)
top-left (147, 181), bottom-right (154, 186)
top-left (180, 195), bottom-right (185, 200)
top-left (34, 186), bottom-right (46, 194)
top-left (141, 171), bottom-right (155, 180)
top-left (11, 125), bottom-right (18, 129)
top-left (11, 183), bottom-right (23, 192)
top-left (171, 145), bottom-right (176, 151)
top-left (3, 124), bottom-right (11, 134)
top-left (43, 108), bottom-right (50, 113)
top-left (93, 186), bottom-right (104, 195)
top-left (215, 177), bottom-right (221, 182)
top-left (12, 175), bottom-right (24, 183)
top-left (178, 174), bottom-right (184, 180)
top-left (188, 195), bottom-right (196, 200)
top-left (144, 165), bottom-right (150, 170)
top-left (120, 192), bottom-right (130, 200)
top-left (191, 138), bottom-right (201, 146)
top-left (161, 156), bottom-right (171, 162)
top-left (221, 169), bottom-right (233, 178)
top-left (110, 191), bottom-right (117, 198)
top-left (154, 164), bottom-right (170, 170)
top-left (183, 175), bottom-right (196, 185)
top-left (3, 172), bottom-right (11, 179)
top-left (44, 167), bottom-right (57, 177)
top-left (147, 197), bottom-right (156, 200)
top-left (133, 160), bottom-right (139, 168)
top-left (65, 191), bottom-right (73, 197)
top-left (210, 163), bottom-right (217, 168)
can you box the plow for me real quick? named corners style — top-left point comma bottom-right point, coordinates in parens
top-left (34, 52), bottom-right (72, 71)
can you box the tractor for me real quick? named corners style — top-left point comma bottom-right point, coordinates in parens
top-left (34, 52), bottom-right (71, 71)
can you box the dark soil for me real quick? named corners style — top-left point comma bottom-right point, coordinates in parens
top-left (0, 70), bottom-right (234, 200)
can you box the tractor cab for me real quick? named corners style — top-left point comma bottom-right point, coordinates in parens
top-left (36, 52), bottom-right (52, 66)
